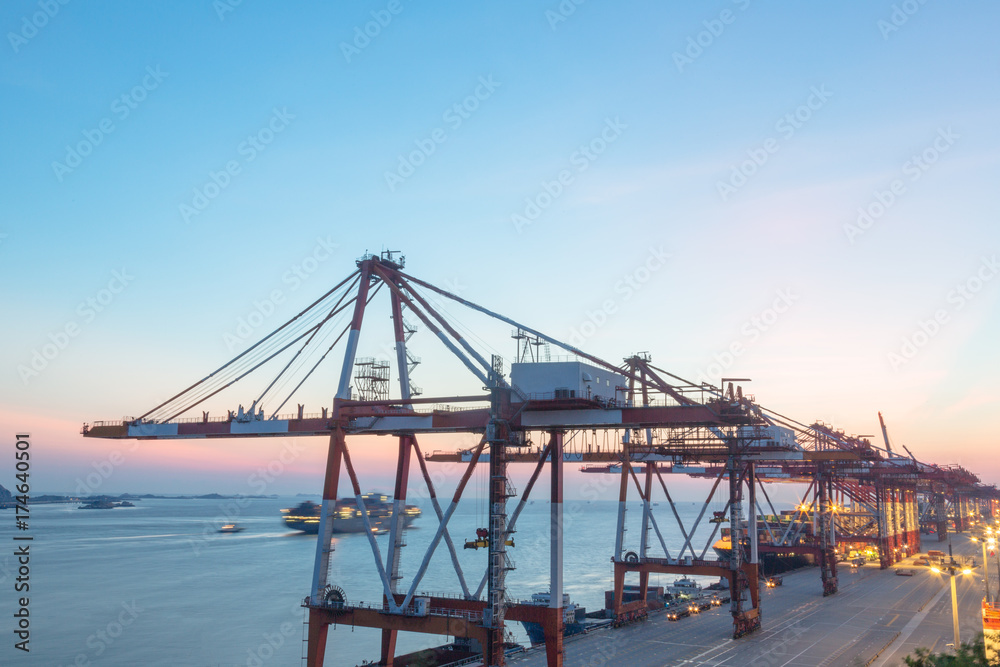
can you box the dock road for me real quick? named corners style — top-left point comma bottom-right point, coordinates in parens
top-left (508, 534), bottom-right (989, 666)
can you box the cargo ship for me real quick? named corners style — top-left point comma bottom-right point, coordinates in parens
top-left (281, 493), bottom-right (421, 534)
top-left (712, 515), bottom-right (813, 574)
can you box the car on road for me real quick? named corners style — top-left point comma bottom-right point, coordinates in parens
top-left (896, 569), bottom-right (914, 576)
top-left (667, 607), bottom-right (690, 621)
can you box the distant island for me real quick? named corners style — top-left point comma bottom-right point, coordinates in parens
top-left (79, 499), bottom-right (136, 510)
top-left (0, 491), bottom-right (279, 509)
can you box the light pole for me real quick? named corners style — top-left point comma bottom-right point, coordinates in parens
top-left (932, 549), bottom-right (973, 650)
top-left (976, 535), bottom-right (996, 604)
top-left (988, 535), bottom-right (998, 604)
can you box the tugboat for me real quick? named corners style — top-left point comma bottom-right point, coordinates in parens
top-left (281, 493), bottom-right (421, 534)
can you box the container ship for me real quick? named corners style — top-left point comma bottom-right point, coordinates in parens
top-left (712, 514), bottom-right (813, 574)
top-left (281, 493), bottom-right (421, 534)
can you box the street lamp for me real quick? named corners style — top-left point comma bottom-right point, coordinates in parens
top-left (931, 546), bottom-right (975, 650)
top-left (977, 537), bottom-right (997, 604)
top-left (987, 537), bottom-right (998, 604)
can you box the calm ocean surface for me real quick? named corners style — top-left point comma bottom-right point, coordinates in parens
top-left (0, 495), bottom-right (777, 667)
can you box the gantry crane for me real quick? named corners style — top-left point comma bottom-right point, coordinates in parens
top-left (82, 250), bottom-right (1000, 667)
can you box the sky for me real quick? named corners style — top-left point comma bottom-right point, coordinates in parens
top-left (1, 1), bottom-right (998, 499)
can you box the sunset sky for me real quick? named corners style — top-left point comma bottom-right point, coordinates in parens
top-left (2, 1), bottom-right (998, 499)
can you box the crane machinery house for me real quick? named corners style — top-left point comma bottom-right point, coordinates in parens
top-left (510, 361), bottom-right (627, 404)
top-left (739, 424), bottom-right (798, 449)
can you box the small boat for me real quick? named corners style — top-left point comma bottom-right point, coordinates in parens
top-left (218, 524), bottom-right (246, 533)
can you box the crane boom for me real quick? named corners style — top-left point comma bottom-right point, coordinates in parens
top-left (878, 411), bottom-right (893, 454)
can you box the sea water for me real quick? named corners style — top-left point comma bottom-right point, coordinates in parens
top-left (0, 496), bottom-right (755, 667)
